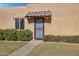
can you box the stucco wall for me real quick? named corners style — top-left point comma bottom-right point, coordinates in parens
top-left (0, 6), bottom-right (28, 29)
top-left (0, 4), bottom-right (79, 36)
top-left (26, 4), bottom-right (79, 35)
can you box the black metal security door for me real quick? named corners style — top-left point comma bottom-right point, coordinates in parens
top-left (35, 18), bottom-right (44, 39)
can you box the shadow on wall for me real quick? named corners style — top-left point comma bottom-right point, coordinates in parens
top-left (26, 17), bottom-right (34, 23)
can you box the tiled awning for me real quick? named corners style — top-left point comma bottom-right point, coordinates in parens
top-left (26, 10), bottom-right (52, 17)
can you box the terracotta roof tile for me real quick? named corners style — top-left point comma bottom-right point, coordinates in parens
top-left (26, 10), bottom-right (51, 17)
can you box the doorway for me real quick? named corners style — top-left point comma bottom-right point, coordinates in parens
top-left (34, 18), bottom-right (44, 39)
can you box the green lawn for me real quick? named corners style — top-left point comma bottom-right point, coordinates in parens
top-left (0, 41), bottom-right (28, 56)
top-left (27, 42), bottom-right (79, 56)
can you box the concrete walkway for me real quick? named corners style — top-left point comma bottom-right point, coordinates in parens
top-left (8, 40), bottom-right (43, 56)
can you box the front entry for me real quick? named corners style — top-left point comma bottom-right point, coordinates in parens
top-left (35, 18), bottom-right (44, 39)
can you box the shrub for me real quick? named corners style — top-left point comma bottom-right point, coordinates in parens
top-left (44, 35), bottom-right (64, 42)
top-left (0, 30), bottom-right (4, 40)
top-left (3, 29), bottom-right (17, 41)
top-left (24, 30), bottom-right (33, 41)
top-left (17, 29), bottom-right (33, 41)
top-left (0, 29), bottom-right (33, 41)
top-left (64, 36), bottom-right (79, 43)
top-left (44, 35), bottom-right (79, 43)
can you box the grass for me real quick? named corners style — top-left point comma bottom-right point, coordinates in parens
top-left (27, 42), bottom-right (79, 56)
top-left (0, 41), bottom-right (28, 56)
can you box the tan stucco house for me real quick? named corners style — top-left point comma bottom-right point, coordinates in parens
top-left (0, 3), bottom-right (79, 39)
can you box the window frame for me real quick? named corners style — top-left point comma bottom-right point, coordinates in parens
top-left (15, 18), bottom-right (24, 29)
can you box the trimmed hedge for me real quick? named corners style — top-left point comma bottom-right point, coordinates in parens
top-left (44, 35), bottom-right (79, 43)
top-left (3, 29), bottom-right (17, 41)
top-left (17, 30), bottom-right (33, 41)
top-left (0, 29), bottom-right (33, 41)
top-left (0, 30), bottom-right (4, 40)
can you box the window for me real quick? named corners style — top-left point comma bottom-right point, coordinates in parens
top-left (15, 19), bottom-right (19, 29)
top-left (15, 18), bottom-right (24, 29)
top-left (20, 19), bottom-right (24, 29)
